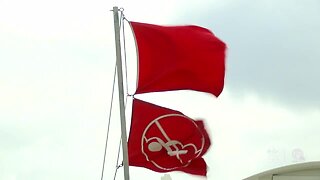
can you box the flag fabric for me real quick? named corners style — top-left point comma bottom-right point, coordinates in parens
top-left (128, 98), bottom-right (211, 176)
top-left (130, 21), bottom-right (226, 97)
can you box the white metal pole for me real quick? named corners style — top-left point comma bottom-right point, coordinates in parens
top-left (113, 6), bottom-right (130, 180)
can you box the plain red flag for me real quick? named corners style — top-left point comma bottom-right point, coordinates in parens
top-left (130, 21), bottom-right (226, 97)
top-left (128, 98), bottom-right (211, 176)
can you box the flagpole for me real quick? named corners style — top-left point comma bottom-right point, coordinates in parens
top-left (113, 6), bottom-right (130, 180)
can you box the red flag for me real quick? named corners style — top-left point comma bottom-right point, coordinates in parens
top-left (130, 21), bottom-right (226, 97)
top-left (128, 99), bottom-right (211, 176)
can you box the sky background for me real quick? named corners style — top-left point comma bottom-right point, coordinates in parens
top-left (1, 0), bottom-right (320, 180)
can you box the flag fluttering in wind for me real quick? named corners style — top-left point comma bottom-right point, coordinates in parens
top-left (128, 99), bottom-right (211, 176)
top-left (130, 21), bottom-right (226, 97)
top-left (126, 21), bottom-right (226, 177)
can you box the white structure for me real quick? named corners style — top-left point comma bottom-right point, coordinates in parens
top-left (161, 174), bottom-right (172, 180)
top-left (244, 161), bottom-right (320, 180)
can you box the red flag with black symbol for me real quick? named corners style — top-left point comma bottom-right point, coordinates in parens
top-left (128, 98), bottom-right (211, 176)
top-left (130, 21), bottom-right (226, 97)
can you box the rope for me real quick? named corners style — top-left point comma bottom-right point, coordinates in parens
top-left (113, 139), bottom-right (123, 180)
top-left (100, 65), bottom-right (117, 180)
top-left (121, 12), bottom-right (130, 97)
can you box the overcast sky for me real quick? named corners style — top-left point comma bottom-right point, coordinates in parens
top-left (1, 0), bottom-right (319, 180)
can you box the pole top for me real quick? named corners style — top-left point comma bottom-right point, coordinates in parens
top-left (112, 6), bottom-right (124, 12)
